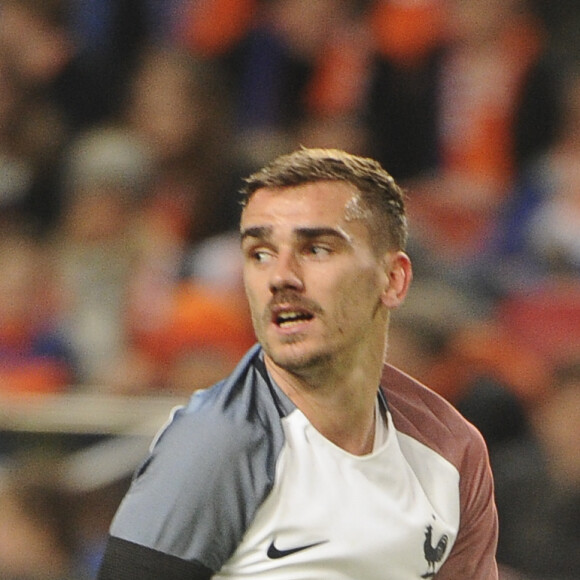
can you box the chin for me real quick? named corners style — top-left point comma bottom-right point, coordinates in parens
top-left (264, 340), bottom-right (332, 373)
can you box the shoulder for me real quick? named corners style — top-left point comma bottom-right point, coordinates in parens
top-left (382, 364), bottom-right (498, 579)
top-left (381, 364), bottom-right (489, 475)
top-left (137, 345), bottom-right (291, 500)
top-left (109, 346), bottom-right (290, 569)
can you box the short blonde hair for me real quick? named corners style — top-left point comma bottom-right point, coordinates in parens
top-left (240, 148), bottom-right (408, 251)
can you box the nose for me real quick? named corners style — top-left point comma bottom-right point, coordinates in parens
top-left (269, 249), bottom-right (304, 293)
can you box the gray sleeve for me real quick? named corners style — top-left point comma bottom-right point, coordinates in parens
top-left (109, 357), bottom-right (287, 573)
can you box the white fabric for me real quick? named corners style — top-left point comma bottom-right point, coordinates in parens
top-left (215, 407), bottom-right (460, 579)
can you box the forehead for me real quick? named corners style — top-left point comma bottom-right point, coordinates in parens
top-left (241, 181), bottom-right (360, 228)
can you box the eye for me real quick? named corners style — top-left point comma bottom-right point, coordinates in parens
top-left (249, 248), bottom-right (274, 264)
top-left (305, 244), bottom-right (332, 258)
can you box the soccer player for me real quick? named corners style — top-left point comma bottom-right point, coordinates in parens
top-left (98, 148), bottom-right (498, 579)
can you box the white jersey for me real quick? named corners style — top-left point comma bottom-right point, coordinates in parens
top-left (216, 405), bottom-right (460, 579)
top-left (98, 345), bottom-right (498, 580)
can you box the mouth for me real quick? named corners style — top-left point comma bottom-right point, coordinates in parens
top-left (272, 307), bottom-right (315, 329)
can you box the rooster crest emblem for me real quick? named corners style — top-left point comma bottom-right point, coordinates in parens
top-left (421, 524), bottom-right (448, 578)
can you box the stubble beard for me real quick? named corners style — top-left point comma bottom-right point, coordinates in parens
top-left (255, 317), bottom-right (336, 379)
top-left (266, 338), bottom-right (333, 375)
top-left (251, 290), bottom-right (331, 374)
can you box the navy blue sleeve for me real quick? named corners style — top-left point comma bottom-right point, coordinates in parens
top-left (97, 536), bottom-right (213, 580)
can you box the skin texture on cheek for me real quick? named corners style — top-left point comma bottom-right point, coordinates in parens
top-left (331, 265), bottom-right (384, 342)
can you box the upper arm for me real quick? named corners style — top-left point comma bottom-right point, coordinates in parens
top-left (101, 401), bottom-right (280, 576)
top-left (436, 430), bottom-right (499, 579)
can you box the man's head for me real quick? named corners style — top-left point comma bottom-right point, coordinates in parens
top-left (239, 148), bottom-right (412, 379)
top-left (240, 148), bottom-right (408, 253)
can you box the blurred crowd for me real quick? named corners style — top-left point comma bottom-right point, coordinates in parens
top-left (0, 0), bottom-right (579, 578)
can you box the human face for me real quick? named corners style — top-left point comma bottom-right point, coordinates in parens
top-left (240, 181), bottom-right (397, 375)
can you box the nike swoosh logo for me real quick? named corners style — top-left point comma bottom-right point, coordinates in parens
top-left (267, 539), bottom-right (328, 559)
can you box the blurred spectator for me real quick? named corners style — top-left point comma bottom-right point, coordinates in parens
top-left (0, 0), bottom-right (154, 132)
top-left (0, 0), bottom-right (75, 98)
top-left (494, 280), bottom-right (580, 375)
top-left (490, 360), bottom-right (580, 578)
top-left (520, 65), bottom-right (580, 274)
top-left (0, 0), bottom-right (169, 233)
top-left (365, 0), bottom-right (447, 179)
top-left (182, 0), bottom-right (373, 168)
top-left (120, 45), bottom-right (241, 247)
top-left (177, 0), bottom-right (258, 58)
top-left (366, 0), bottom-right (560, 264)
top-left (0, 48), bottom-right (67, 233)
top-left (51, 125), bottom-right (158, 389)
top-left (438, 0), bottom-right (553, 183)
top-left (0, 225), bottom-right (74, 393)
top-left (107, 45), bottom-right (257, 394)
top-left (132, 230), bottom-right (256, 395)
top-left (368, 0), bottom-right (558, 180)
top-left (387, 279), bottom-right (488, 403)
top-left (0, 452), bottom-right (82, 579)
top-left (49, 120), bottom-right (253, 394)
top-left (69, 0), bottom-right (163, 125)
top-left (391, 276), bottom-right (580, 410)
top-left (0, 0), bottom-right (90, 231)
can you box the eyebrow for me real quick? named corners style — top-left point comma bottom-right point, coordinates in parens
top-left (240, 226), bottom-right (352, 244)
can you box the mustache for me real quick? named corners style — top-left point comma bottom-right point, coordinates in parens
top-left (267, 291), bottom-right (324, 316)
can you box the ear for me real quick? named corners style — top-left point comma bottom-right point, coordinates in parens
top-left (380, 251), bottom-right (412, 309)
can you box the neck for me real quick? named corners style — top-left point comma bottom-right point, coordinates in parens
top-left (265, 345), bottom-right (385, 456)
